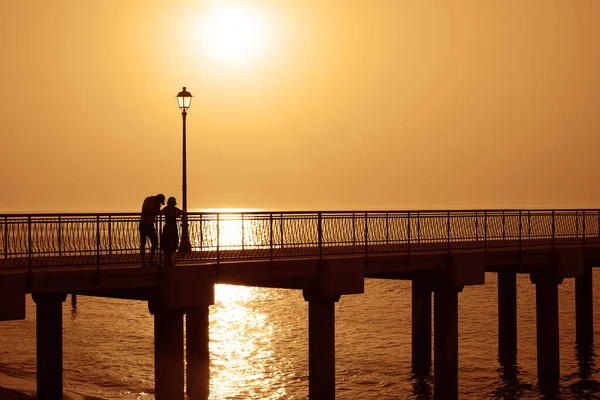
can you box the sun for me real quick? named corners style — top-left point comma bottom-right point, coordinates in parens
top-left (196, 4), bottom-right (274, 68)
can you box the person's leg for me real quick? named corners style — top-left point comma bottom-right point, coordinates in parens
top-left (140, 225), bottom-right (148, 266)
top-left (149, 227), bottom-right (158, 265)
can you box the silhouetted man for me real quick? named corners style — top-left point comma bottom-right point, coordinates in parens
top-left (140, 193), bottom-right (165, 266)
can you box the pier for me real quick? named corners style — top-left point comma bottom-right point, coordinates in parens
top-left (1, 209), bottom-right (599, 399)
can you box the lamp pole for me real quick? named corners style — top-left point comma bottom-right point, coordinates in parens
top-left (177, 87), bottom-right (193, 252)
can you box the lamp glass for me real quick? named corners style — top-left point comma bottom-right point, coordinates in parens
top-left (176, 87), bottom-right (193, 111)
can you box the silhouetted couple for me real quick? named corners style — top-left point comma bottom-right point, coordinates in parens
top-left (139, 193), bottom-right (184, 266)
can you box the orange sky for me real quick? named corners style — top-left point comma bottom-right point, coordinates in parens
top-left (1, 1), bottom-right (599, 212)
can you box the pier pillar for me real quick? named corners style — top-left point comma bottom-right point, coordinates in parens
top-left (575, 265), bottom-right (593, 345)
top-left (412, 280), bottom-right (432, 374)
top-left (530, 274), bottom-right (562, 383)
top-left (433, 284), bottom-right (461, 400)
top-left (303, 289), bottom-right (340, 400)
top-left (33, 293), bottom-right (67, 400)
top-left (498, 271), bottom-right (517, 364)
top-left (186, 306), bottom-right (210, 400)
top-left (153, 307), bottom-right (185, 400)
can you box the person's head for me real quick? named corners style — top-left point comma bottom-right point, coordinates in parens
top-left (167, 197), bottom-right (177, 207)
top-left (156, 194), bottom-right (166, 205)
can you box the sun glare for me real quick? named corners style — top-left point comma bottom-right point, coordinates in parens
top-left (196, 4), bottom-right (274, 68)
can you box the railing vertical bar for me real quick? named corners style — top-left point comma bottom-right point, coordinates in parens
top-left (269, 213), bottom-right (274, 262)
top-left (528, 210), bottom-right (532, 239)
top-left (318, 213), bottom-right (323, 260)
top-left (575, 210), bottom-right (579, 239)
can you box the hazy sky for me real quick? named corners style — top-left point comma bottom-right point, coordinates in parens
top-left (1, 1), bottom-right (599, 212)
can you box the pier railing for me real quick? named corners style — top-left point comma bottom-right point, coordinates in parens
top-left (0, 210), bottom-right (599, 269)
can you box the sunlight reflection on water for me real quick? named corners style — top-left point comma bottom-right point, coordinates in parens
top-left (209, 285), bottom-right (288, 399)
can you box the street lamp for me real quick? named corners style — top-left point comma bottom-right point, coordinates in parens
top-left (177, 87), bottom-right (193, 252)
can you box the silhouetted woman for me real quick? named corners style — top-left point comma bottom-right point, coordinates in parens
top-left (160, 197), bottom-right (184, 262)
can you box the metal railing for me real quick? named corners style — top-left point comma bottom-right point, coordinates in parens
top-left (0, 210), bottom-right (599, 272)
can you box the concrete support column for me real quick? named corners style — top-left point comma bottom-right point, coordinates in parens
top-left (530, 275), bottom-right (562, 383)
top-left (154, 308), bottom-right (185, 400)
top-left (576, 265), bottom-right (594, 346)
top-left (434, 285), bottom-right (461, 400)
top-left (412, 280), bottom-right (432, 374)
top-left (498, 271), bottom-right (517, 364)
top-left (186, 306), bottom-right (210, 400)
top-left (33, 293), bottom-right (66, 400)
top-left (303, 289), bottom-right (340, 400)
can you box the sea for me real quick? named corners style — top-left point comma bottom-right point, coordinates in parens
top-left (1, 273), bottom-right (600, 399)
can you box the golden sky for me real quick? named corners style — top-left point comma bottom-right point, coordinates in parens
top-left (1, 1), bottom-right (599, 212)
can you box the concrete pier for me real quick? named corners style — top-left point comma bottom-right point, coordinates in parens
top-left (33, 293), bottom-right (66, 400)
top-left (498, 271), bottom-right (517, 364)
top-left (531, 274), bottom-right (562, 383)
top-left (575, 264), bottom-right (593, 345)
top-left (303, 289), bottom-right (340, 400)
top-left (153, 307), bottom-right (185, 400)
top-left (186, 306), bottom-right (211, 400)
top-left (433, 285), bottom-right (461, 400)
top-left (412, 280), bottom-right (432, 374)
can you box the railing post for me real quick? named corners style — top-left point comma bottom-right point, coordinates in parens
top-left (502, 210), bottom-right (506, 241)
top-left (28, 216), bottom-right (32, 273)
top-left (280, 213), bottom-right (284, 249)
top-left (551, 210), bottom-right (556, 249)
top-left (528, 210), bottom-right (532, 239)
top-left (108, 215), bottom-right (112, 255)
top-left (199, 213), bottom-right (204, 252)
top-left (318, 213), bottom-right (323, 260)
top-left (447, 211), bottom-right (451, 256)
top-left (484, 211), bottom-right (488, 257)
top-left (475, 211), bottom-right (479, 241)
top-left (241, 214), bottom-right (245, 251)
top-left (583, 210), bottom-right (586, 249)
top-left (407, 212), bottom-right (411, 264)
top-left (216, 214), bottom-right (220, 264)
top-left (385, 212), bottom-right (389, 245)
top-left (57, 216), bottom-right (62, 257)
top-left (519, 210), bottom-right (522, 258)
top-left (269, 213), bottom-right (274, 262)
top-left (417, 212), bottom-right (421, 244)
top-left (575, 210), bottom-right (579, 239)
top-left (352, 212), bottom-right (356, 245)
top-left (96, 215), bottom-right (101, 272)
top-left (4, 216), bottom-right (8, 259)
top-left (364, 212), bottom-right (369, 257)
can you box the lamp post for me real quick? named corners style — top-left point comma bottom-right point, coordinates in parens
top-left (177, 87), bottom-right (193, 252)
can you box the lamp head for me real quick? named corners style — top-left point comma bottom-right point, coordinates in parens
top-left (176, 87), bottom-right (193, 111)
